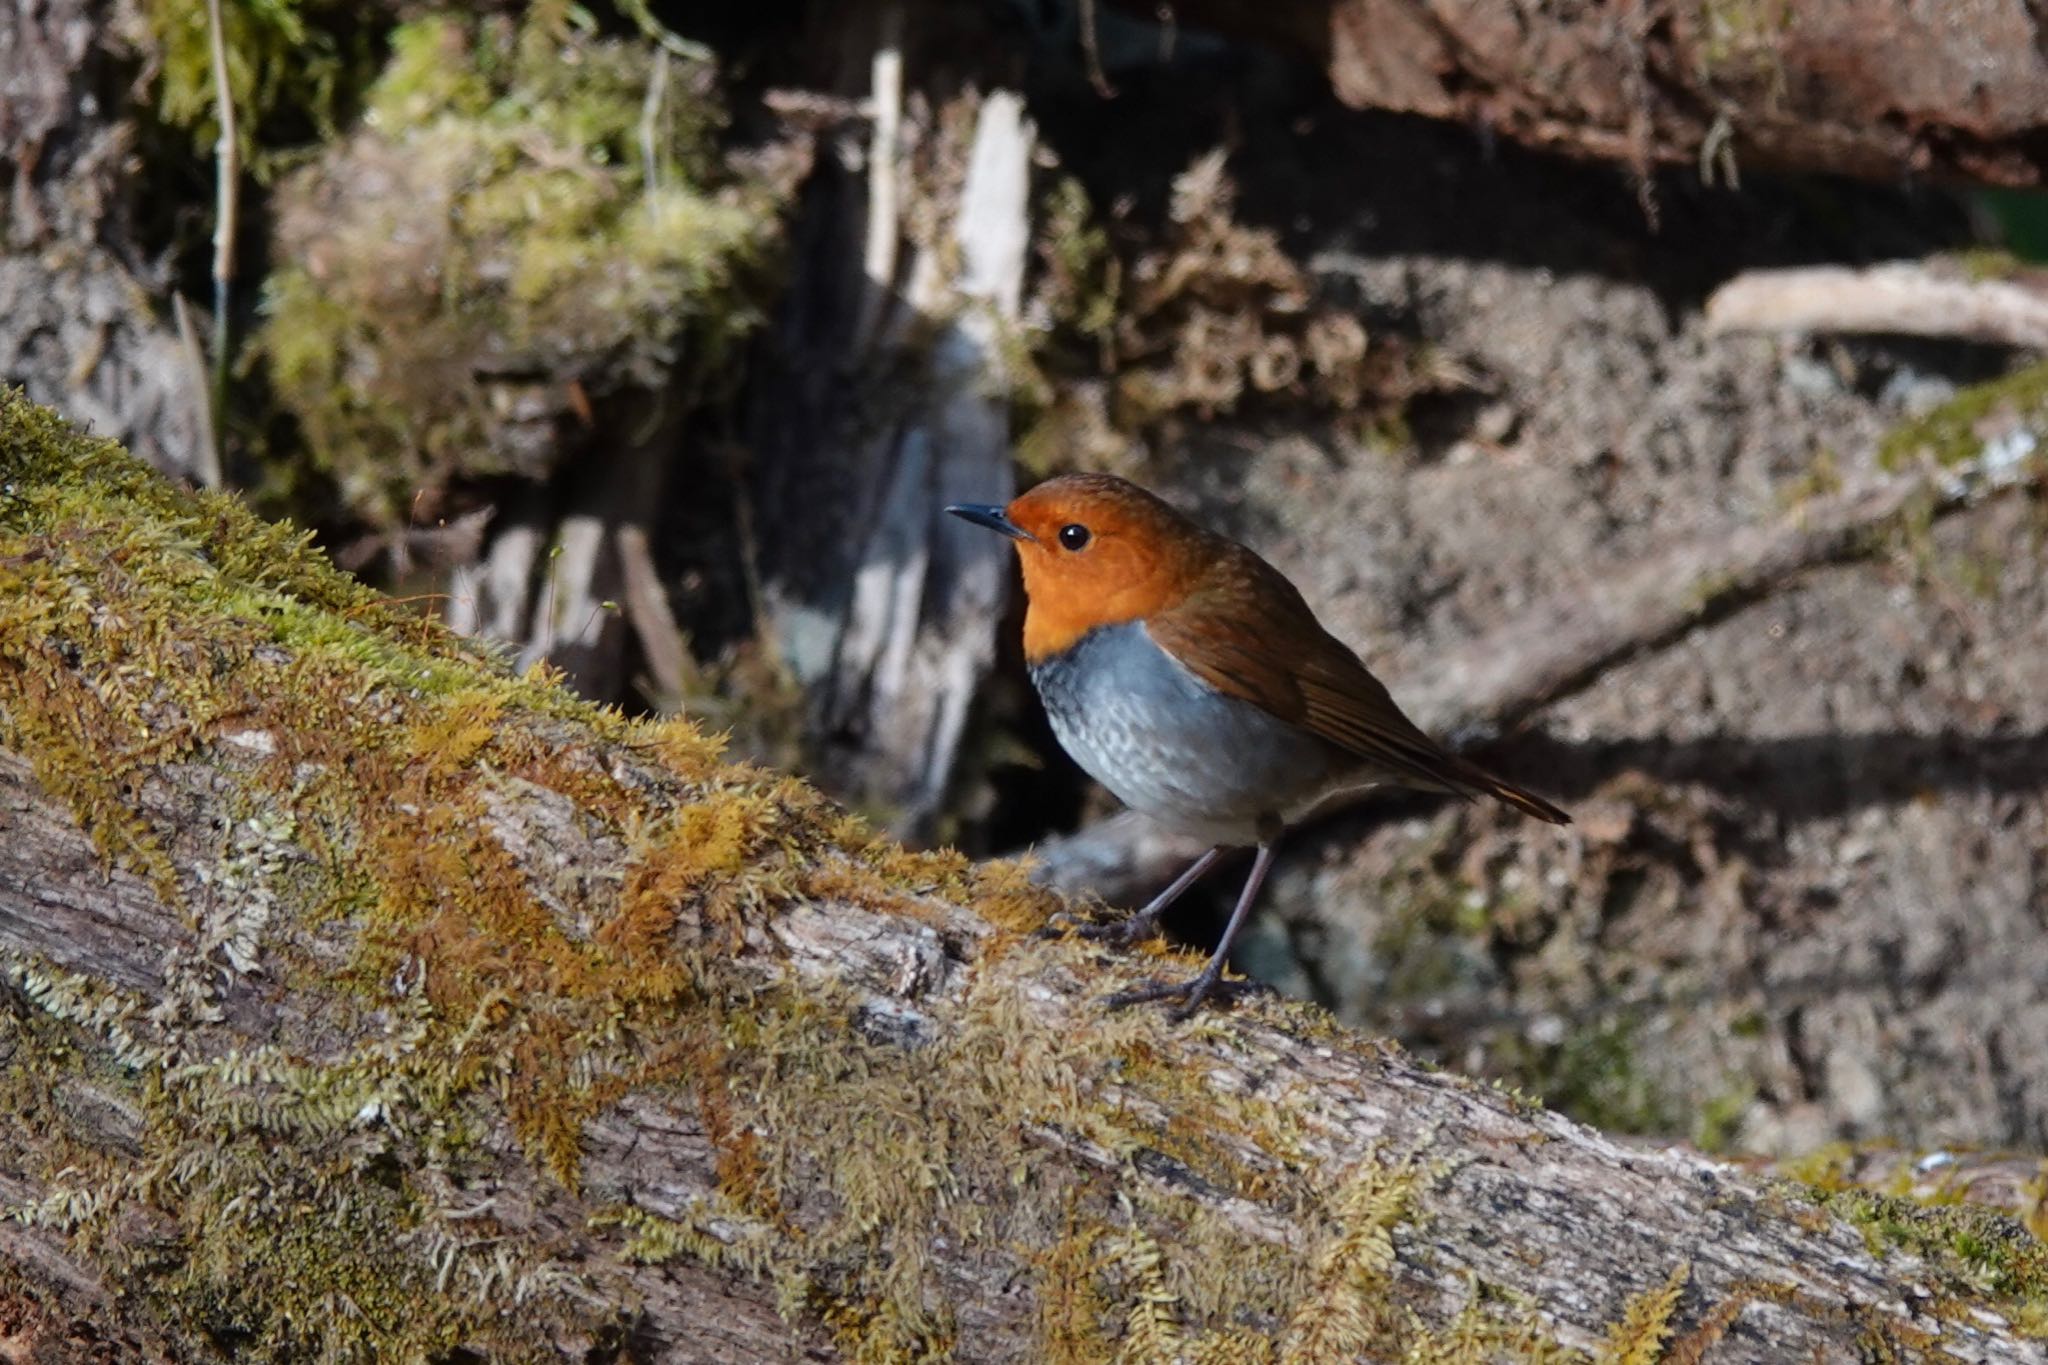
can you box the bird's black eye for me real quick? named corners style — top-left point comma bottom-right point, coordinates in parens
top-left (1058, 523), bottom-right (1091, 551)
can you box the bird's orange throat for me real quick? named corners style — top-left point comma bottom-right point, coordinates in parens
top-left (1018, 556), bottom-right (1185, 662)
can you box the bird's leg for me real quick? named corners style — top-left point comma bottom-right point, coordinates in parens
top-left (1106, 842), bottom-right (1276, 1020)
top-left (1070, 846), bottom-right (1226, 947)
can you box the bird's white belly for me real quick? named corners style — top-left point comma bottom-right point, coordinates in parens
top-left (1031, 621), bottom-right (1348, 845)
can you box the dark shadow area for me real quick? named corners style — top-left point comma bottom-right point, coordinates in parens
top-left (1491, 727), bottom-right (2048, 824)
top-left (1020, 13), bottom-right (1979, 312)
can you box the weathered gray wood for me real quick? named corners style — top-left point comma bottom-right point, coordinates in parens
top-left (1706, 263), bottom-right (2048, 350)
top-left (746, 16), bottom-right (1030, 840)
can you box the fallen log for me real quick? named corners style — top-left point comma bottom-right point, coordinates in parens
top-left (1114, 0), bottom-right (2048, 188)
top-left (2, 390), bottom-right (2044, 1360)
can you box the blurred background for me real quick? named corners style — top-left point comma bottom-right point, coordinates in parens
top-left (8, 0), bottom-right (2048, 1167)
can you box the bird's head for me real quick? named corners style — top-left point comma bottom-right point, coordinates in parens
top-left (947, 473), bottom-right (1211, 661)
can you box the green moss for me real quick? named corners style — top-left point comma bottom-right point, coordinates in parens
top-left (259, 10), bottom-right (784, 525)
top-left (135, 0), bottom-right (380, 169)
top-left (1691, 1082), bottom-right (1754, 1155)
top-left (1525, 1018), bottom-right (1680, 1137)
top-left (365, 14), bottom-right (493, 125)
top-left (1878, 359), bottom-right (2048, 471)
top-left (1801, 1185), bottom-right (2048, 1333)
top-left (1036, 178), bottom-right (1121, 353)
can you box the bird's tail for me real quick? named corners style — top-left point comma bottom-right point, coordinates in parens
top-left (1448, 756), bottom-right (1571, 825)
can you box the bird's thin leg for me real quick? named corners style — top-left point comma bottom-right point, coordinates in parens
top-left (1106, 842), bottom-right (1277, 1020)
top-left (1072, 846), bottom-right (1225, 946)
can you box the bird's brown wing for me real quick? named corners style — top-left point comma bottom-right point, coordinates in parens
top-left (1149, 549), bottom-right (1570, 825)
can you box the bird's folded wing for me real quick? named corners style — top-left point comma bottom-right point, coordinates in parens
top-left (1149, 550), bottom-right (1571, 825)
top-left (1144, 568), bottom-right (1480, 798)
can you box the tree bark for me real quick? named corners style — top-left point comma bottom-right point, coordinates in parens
top-left (1120, 0), bottom-right (2048, 188)
top-left (2, 390), bottom-right (2046, 1361)
top-left (0, 0), bottom-right (205, 483)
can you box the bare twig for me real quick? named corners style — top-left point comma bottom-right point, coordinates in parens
top-left (638, 46), bottom-right (671, 202)
top-left (1706, 262), bottom-right (2048, 350)
top-left (615, 522), bottom-right (694, 708)
top-left (760, 89), bottom-right (877, 126)
top-left (852, 4), bottom-right (904, 354)
top-left (204, 0), bottom-right (238, 444)
top-left (170, 294), bottom-right (221, 490)
top-left (1029, 446), bottom-right (2040, 900)
top-left (1079, 0), bottom-right (1118, 99)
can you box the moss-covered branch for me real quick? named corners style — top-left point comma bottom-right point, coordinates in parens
top-left (2, 389), bottom-right (2044, 1361)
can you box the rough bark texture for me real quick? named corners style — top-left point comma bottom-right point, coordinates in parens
top-left (1119, 0), bottom-right (2048, 186)
top-left (5, 398), bottom-right (2048, 1361)
top-left (0, 0), bottom-right (203, 482)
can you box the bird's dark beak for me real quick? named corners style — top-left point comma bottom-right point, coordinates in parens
top-left (945, 503), bottom-right (1037, 544)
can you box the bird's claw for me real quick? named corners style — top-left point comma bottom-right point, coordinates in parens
top-left (1036, 911), bottom-right (1162, 947)
top-left (1071, 913), bottom-right (1163, 948)
top-left (1104, 973), bottom-right (1273, 1021)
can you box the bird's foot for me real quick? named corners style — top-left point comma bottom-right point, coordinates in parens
top-left (1037, 910), bottom-right (1163, 948)
top-left (1071, 911), bottom-right (1165, 948)
top-left (1105, 972), bottom-right (1273, 1021)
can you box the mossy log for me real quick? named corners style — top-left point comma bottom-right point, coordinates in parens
top-left (2, 389), bottom-right (2046, 1361)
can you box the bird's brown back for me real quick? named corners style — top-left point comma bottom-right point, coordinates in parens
top-left (1147, 542), bottom-right (1570, 824)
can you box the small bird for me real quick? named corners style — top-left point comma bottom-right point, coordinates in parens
top-left (948, 473), bottom-right (1568, 1018)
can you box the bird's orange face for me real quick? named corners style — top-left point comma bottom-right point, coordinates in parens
top-left (952, 473), bottom-right (1212, 662)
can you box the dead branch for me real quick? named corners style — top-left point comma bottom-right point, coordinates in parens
top-left (1114, 0), bottom-right (2048, 187)
top-left (1706, 263), bottom-right (2048, 349)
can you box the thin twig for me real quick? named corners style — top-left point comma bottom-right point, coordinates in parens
top-left (1079, 0), bottom-right (1118, 98)
top-left (204, 0), bottom-right (239, 458)
top-left (639, 46), bottom-right (671, 203)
